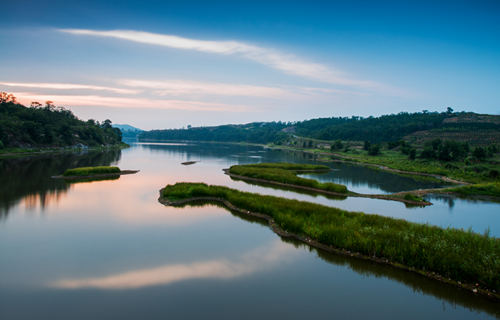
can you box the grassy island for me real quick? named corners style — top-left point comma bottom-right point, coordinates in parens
top-left (227, 162), bottom-right (431, 206)
top-left (63, 166), bottom-right (121, 176)
top-left (228, 163), bottom-right (348, 194)
top-left (160, 182), bottom-right (500, 296)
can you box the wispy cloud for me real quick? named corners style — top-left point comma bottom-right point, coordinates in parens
top-left (12, 92), bottom-right (247, 112)
top-left (0, 81), bottom-right (139, 95)
top-left (50, 240), bottom-right (297, 290)
top-left (59, 29), bottom-right (398, 93)
top-left (119, 79), bottom-right (289, 98)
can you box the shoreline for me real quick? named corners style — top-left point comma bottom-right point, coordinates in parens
top-left (158, 192), bottom-right (500, 302)
top-left (0, 143), bottom-right (129, 159)
top-left (51, 170), bottom-right (139, 180)
top-left (265, 144), bottom-right (470, 185)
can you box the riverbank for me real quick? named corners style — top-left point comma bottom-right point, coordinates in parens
top-left (0, 143), bottom-right (129, 159)
top-left (159, 182), bottom-right (500, 301)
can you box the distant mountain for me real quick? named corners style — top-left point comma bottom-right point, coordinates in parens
top-left (112, 124), bottom-right (143, 132)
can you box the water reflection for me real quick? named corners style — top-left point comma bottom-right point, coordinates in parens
top-left (299, 162), bottom-right (448, 194)
top-left (283, 238), bottom-right (500, 317)
top-left (0, 150), bottom-right (121, 218)
top-left (51, 240), bottom-right (297, 290)
top-left (0, 142), bottom-right (499, 319)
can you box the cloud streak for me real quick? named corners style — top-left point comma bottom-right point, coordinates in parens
top-left (12, 92), bottom-right (247, 112)
top-left (59, 29), bottom-right (395, 92)
top-left (0, 81), bottom-right (139, 95)
top-left (119, 79), bottom-right (289, 98)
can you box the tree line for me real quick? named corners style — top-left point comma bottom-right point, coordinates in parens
top-left (0, 93), bottom-right (122, 149)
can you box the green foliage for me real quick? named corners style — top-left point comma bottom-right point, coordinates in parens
top-left (0, 140), bottom-right (4, 149)
top-left (0, 97), bottom-right (122, 149)
top-left (330, 139), bottom-right (343, 150)
top-left (63, 166), bottom-right (121, 177)
top-left (139, 111), bottom-right (500, 145)
top-left (419, 139), bottom-right (469, 161)
top-left (368, 144), bottom-right (380, 156)
top-left (363, 140), bottom-right (371, 151)
top-left (473, 147), bottom-right (487, 160)
top-left (408, 148), bottom-right (416, 160)
top-left (448, 183), bottom-right (500, 198)
top-left (403, 193), bottom-right (424, 202)
top-left (139, 122), bottom-right (289, 144)
top-left (229, 163), bottom-right (348, 193)
top-left (162, 183), bottom-right (500, 291)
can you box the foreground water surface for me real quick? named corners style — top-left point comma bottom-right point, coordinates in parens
top-left (0, 142), bottom-right (499, 319)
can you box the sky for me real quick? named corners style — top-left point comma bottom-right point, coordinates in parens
top-left (0, 0), bottom-right (499, 130)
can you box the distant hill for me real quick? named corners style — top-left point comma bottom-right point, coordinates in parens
top-left (0, 96), bottom-right (123, 149)
top-left (113, 124), bottom-right (143, 139)
top-left (138, 111), bottom-right (500, 146)
top-left (113, 124), bottom-right (143, 132)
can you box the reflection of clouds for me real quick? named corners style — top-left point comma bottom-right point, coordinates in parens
top-left (51, 240), bottom-right (297, 290)
top-left (54, 171), bottom-right (229, 226)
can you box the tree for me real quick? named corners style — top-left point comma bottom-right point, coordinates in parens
top-left (473, 147), bottom-right (487, 160)
top-left (409, 148), bottom-right (416, 160)
top-left (368, 144), bottom-right (380, 156)
top-left (0, 92), bottom-right (17, 103)
top-left (331, 139), bottom-right (343, 150)
top-left (446, 107), bottom-right (454, 114)
top-left (30, 101), bottom-right (42, 108)
top-left (364, 140), bottom-right (371, 151)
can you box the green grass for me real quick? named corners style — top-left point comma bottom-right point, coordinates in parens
top-left (161, 182), bottom-right (500, 291)
top-left (321, 149), bottom-right (499, 184)
top-left (63, 166), bottom-right (121, 177)
top-left (447, 182), bottom-right (500, 198)
top-left (229, 163), bottom-right (348, 194)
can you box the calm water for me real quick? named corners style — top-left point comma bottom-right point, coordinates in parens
top-left (0, 142), bottom-right (499, 319)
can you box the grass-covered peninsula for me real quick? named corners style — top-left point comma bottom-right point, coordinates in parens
top-left (159, 182), bottom-right (500, 298)
top-left (228, 163), bottom-right (347, 194)
top-left (227, 163), bottom-right (431, 205)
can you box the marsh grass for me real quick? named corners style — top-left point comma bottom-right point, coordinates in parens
top-left (229, 163), bottom-right (348, 194)
top-left (162, 182), bottom-right (500, 291)
top-left (63, 166), bottom-right (121, 177)
top-left (448, 182), bottom-right (500, 198)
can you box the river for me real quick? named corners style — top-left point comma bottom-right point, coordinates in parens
top-left (0, 142), bottom-right (498, 319)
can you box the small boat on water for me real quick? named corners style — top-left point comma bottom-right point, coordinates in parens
top-left (181, 161), bottom-right (198, 165)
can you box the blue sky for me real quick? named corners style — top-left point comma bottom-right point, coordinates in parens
top-left (1, 0), bottom-right (499, 129)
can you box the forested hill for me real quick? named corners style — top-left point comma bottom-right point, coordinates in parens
top-left (0, 94), bottom-right (122, 149)
top-left (138, 111), bottom-right (500, 145)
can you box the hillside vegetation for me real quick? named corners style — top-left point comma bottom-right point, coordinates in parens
top-left (0, 93), bottom-right (122, 150)
top-left (139, 110), bottom-right (500, 146)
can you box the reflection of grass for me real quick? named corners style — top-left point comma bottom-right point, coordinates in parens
top-left (229, 176), bottom-right (347, 200)
top-left (63, 166), bottom-right (121, 176)
top-left (447, 183), bottom-right (500, 198)
top-left (65, 175), bottom-right (120, 184)
top-left (161, 182), bottom-right (500, 292)
top-left (229, 163), bottom-right (347, 194)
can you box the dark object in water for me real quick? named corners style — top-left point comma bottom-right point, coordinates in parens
top-left (181, 161), bottom-right (198, 165)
